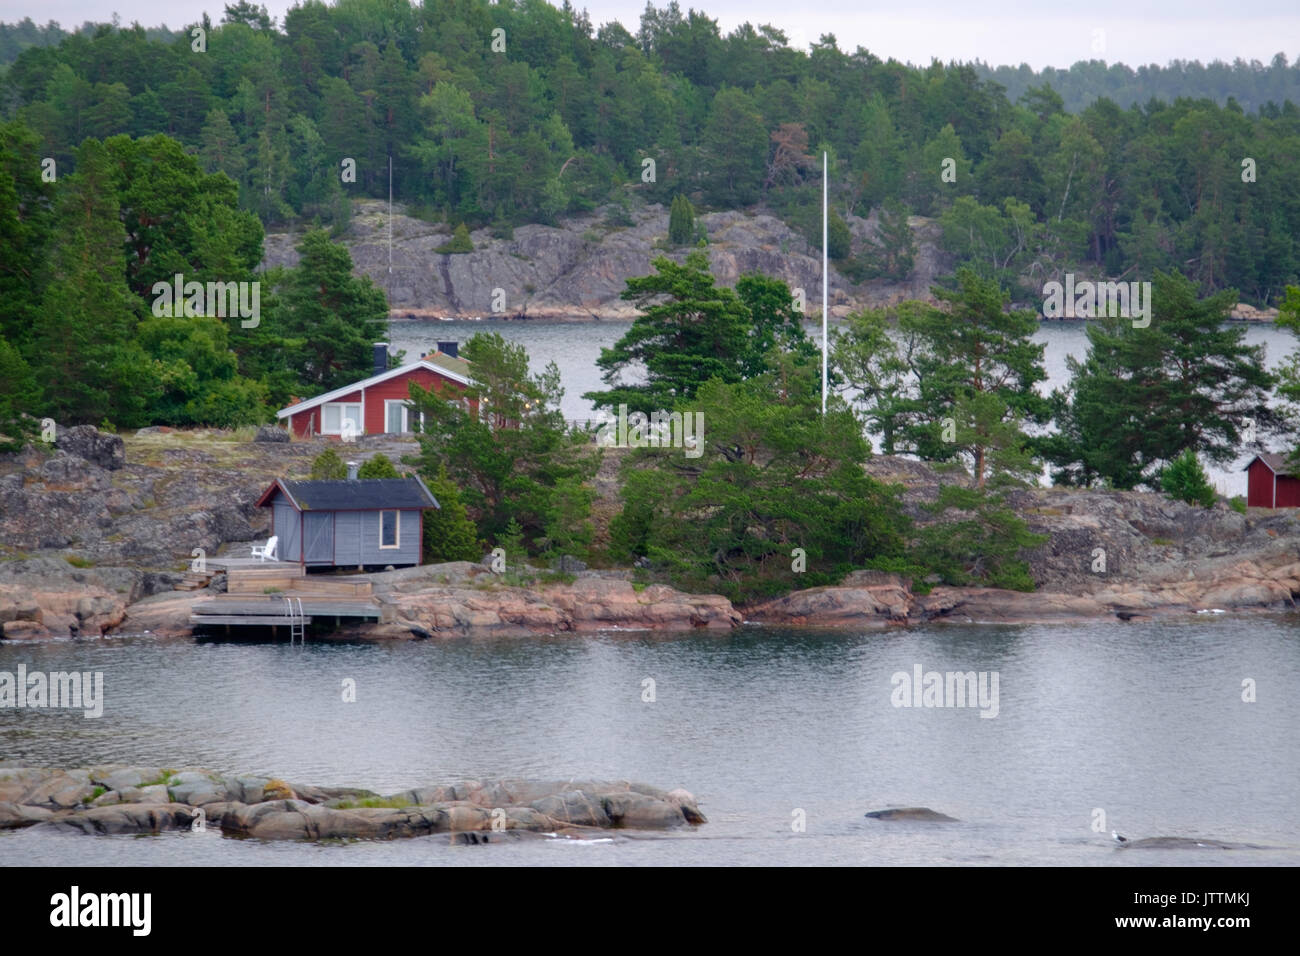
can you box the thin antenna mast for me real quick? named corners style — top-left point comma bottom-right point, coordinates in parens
top-left (822, 151), bottom-right (828, 415)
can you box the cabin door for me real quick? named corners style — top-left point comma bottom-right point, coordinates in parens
top-left (303, 512), bottom-right (334, 564)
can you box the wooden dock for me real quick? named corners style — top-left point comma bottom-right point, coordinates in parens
top-left (189, 563), bottom-right (382, 638)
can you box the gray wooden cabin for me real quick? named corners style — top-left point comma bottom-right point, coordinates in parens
top-left (255, 477), bottom-right (440, 569)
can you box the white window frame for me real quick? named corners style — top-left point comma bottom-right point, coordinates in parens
top-left (322, 401), bottom-right (363, 437)
top-left (384, 399), bottom-right (419, 434)
top-left (379, 509), bottom-right (400, 549)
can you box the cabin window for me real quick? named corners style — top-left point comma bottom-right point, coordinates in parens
top-left (379, 510), bottom-right (399, 549)
top-left (323, 402), bottom-right (362, 437)
top-left (385, 400), bottom-right (407, 434)
top-left (384, 400), bottom-right (423, 434)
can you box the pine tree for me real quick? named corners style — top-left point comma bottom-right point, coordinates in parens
top-left (827, 207), bottom-right (852, 260)
top-left (902, 268), bottom-right (1049, 486)
top-left (668, 194), bottom-right (694, 246)
top-left (1277, 286), bottom-right (1300, 470)
top-left (859, 201), bottom-right (915, 280)
top-left (31, 138), bottom-right (157, 427)
top-left (276, 229), bottom-right (388, 392)
top-left (1045, 270), bottom-right (1278, 488)
top-left (0, 338), bottom-right (41, 452)
top-left (584, 251), bottom-right (753, 412)
top-left (421, 464), bottom-right (480, 562)
top-left (1160, 449), bottom-right (1216, 508)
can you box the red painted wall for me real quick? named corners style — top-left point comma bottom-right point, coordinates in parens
top-left (361, 367), bottom-right (456, 433)
top-left (1246, 459), bottom-right (1300, 508)
top-left (1277, 475), bottom-right (1300, 508)
top-left (285, 368), bottom-right (466, 439)
top-left (1246, 460), bottom-right (1274, 507)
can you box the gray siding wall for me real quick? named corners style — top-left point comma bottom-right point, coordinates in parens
top-left (334, 511), bottom-right (361, 566)
top-left (303, 511), bottom-right (334, 564)
top-left (273, 500), bottom-right (300, 561)
top-left (359, 509), bottom-right (421, 565)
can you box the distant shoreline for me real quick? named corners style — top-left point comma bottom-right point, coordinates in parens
top-left (387, 310), bottom-right (1282, 324)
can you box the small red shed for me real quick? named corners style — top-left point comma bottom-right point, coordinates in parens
top-left (1244, 452), bottom-right (1300, 508)
top-left (277, 342), bottom-right (471, 439)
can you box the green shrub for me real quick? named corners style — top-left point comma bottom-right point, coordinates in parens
top-left (1229, 495), bottom-right (1248, 514)
top-left (436, 223), bottom-right (474, 254)
top-left (1160, 449), bottom-right (1216, 508)
top-left (357, 453), bottom-right (400, 478)
top-left (310, 447), bottom-right (347, 479)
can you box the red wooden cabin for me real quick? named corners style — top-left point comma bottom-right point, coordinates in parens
top-left (1244, 452), bottom-right (1300, 508)
top-left (277, 342), bottom-right (471, 439)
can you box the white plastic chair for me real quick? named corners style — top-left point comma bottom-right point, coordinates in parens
top-left (251, 535), bottom-right (279, 562)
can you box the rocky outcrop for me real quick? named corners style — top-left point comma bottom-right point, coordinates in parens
top-left (2, 767), bottom-right (706, 841)
top-left (263, 200), bottom-right (953, 320)
top-left (0, 429), bottom-right (420, 635)
top-left (4, 436), bottom-right (1299, 638)
top-left (1228, 302), bottom-right (1279, 321)
top-left (748, 559), bottom-right (1300, 628)
top-left (370, 563), bottom-right (742, 637)
top-left (55, 424), bottom-right (125, 470)
top-left (253, 425), bottom-right (290, 443)
top-left (0, 558), bottom-right (137, 637)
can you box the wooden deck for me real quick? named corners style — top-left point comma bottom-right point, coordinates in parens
top-left (190, 563), bottom-right (383, 637)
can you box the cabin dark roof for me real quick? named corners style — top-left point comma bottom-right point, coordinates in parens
top-left (1245, 453), bottom-right (1297, 477)
top-left (256, 477), bottom-right (439, 511)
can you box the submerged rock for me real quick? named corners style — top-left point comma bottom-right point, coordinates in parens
top-left (864, 807), bottom-right (959, 822)
top-left (1118, 836), bottom-right (1261, 850)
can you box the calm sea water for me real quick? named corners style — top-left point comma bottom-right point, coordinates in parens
top-left (2, 617), bottom-right (1297, 866)
top-left (390, 319), bottom-right (1298, 496)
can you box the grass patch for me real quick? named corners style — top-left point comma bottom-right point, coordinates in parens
top-left (1150, 536), bottom-right (1176, 546)
top-left (63, 554), bottom-right (94, 568)
top-left (537, 570), bottom-right (576, 586)
top-left (335, 795), bottom-right (413, 810)
top-left (88, 786), bottom-right (106, 802)
top-left (140, 770), bottom-right (176, 788)
top-left (1229, 496), bottom-right (1248, 515)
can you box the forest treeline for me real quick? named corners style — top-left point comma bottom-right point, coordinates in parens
top-left (1, 1), bottom-right (1298, 305)
top-left (974, 54), bottom-right (1300, 115)
top-left (405, 257), bottom-right (1300, 598)
top-left (0, 128), bottom-right (389, 446)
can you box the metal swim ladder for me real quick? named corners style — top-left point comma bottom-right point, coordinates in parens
top-left (283, 595), bottom-right (306, 645)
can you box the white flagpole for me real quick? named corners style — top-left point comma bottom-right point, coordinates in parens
top-left (822, 151), bottom-right (828, 415)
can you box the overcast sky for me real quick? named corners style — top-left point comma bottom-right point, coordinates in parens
top-left (7, 0), bottom-right (1297, 71)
